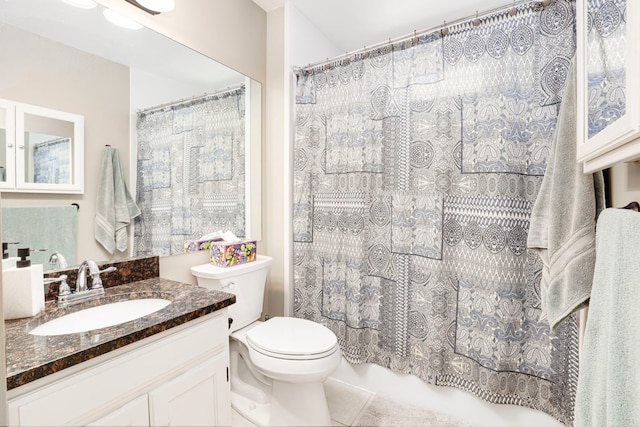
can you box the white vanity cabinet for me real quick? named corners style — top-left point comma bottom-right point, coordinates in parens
top-left (7, 311), bottom-right (231, 427)
top-left (576, 0), bottom-right (640, 172)
top-left (149, 353), bottom-right (229, 426)
top-left (87, 395), bottom-right (150, 427)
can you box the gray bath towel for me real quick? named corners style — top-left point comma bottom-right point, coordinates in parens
top-left (95, 147), bottom-right (141, 254)
top-left (526, 59), bottom-right (606, 330)
top-left (574, 208), bottom-right (640, 426)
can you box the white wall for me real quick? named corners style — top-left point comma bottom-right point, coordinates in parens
top-left (289, 5), bottom-right (342, 67)
top-left (257, 3), bottom-right (343, 318)
top-left (262, 5), bottom-right (287, 317)
top-left (609, 162), bottom-right (640, 207)
top-left (259, 5), bottom-right (349, 317)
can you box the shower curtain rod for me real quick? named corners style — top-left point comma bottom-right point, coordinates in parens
top-left (138, 83), bottom-right (245, 115)
top-left (296, 0), bottom-right (552, 72)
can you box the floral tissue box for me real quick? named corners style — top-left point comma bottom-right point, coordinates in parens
top-left (210, 240), bottom-right (257, 267)
top-left (183, 239), bottom-right (220, 253)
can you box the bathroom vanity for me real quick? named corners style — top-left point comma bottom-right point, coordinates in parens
top-left (4, 257), bottom-right (235, 426)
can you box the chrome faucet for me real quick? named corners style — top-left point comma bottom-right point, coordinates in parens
top-left (56, 260), bottom-right (117, 305)
top-left (48, 252), bottom-right (68, 269)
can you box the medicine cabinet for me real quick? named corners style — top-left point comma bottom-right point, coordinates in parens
top-left (576, 0), bottom-right (640, 173)
top-left (0, 99), bottom-right (84, 193)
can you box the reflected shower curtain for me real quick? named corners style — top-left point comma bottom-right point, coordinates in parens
top-left (293, 1), bottom-right (577, 424)
top-left (134, 87), bottom-right (246, 256)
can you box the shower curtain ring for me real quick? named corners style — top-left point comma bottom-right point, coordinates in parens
top-left (473, 11), bottom-right (481, 27)
top-left (509, 0), bottom-right (517, 15)
top-left (441, 21), bottom-right (450, 36)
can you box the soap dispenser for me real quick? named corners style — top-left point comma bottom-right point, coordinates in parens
top-left (16, 247), bottom-right (31, 268)
top-left (2, 242), bottom-right (20, 270)
top-left (2, 247), bottom-right (45, 320)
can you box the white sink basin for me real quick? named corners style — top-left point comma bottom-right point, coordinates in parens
top-left (29, 298), bottom-right (172, 336)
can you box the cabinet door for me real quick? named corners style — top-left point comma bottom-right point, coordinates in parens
top-left (14, 102), bottom-right (84, 193)
top-left (576, 0), bottom-right (640, 172)
top-left (86, 395), bottom-right (150, 427)
top-left (149, 353), bottom-right (231, 427)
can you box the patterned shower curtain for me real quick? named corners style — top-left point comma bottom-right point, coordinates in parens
top-left (587, 0), bottom-right (626, 138)
top-left (293, 1), bottom-right (577, 424)
top-left (134, 86), bottom-right (246, 256)
top-left (32, 137), bottom-right (71, 184)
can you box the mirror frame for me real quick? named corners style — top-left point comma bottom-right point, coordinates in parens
top-left (0, 99), bottom-right (17, 190)
top-left (15, 102), bottom-right (85, 194)
top-left (1, 100), bottom-right (84, 194)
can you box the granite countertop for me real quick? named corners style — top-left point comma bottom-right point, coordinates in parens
top-left (4, 278), bottom-right (235, 390)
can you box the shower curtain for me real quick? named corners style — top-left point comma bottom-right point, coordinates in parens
top-left (293, 1), bottom-right (577, 424)
top-left (134, 87), bottom-right (246, 256)
top-left (32, 137), bottom-right (71, 184)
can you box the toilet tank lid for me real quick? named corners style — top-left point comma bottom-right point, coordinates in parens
top-left (246, 317), bottom-right (338, 357)
top-left (191, 255), bottom-right (272, 279)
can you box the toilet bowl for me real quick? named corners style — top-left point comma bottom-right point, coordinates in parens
top-left (191, 255), bottom-right (341, 426)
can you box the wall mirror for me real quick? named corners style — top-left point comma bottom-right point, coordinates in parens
top-left (0, 0), bottom-right (262, 267)
top-left (576, 0), bottom-right (640, 172)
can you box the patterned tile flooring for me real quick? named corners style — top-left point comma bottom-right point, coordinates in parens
top-left (231, 377), bottom-right (470, 427)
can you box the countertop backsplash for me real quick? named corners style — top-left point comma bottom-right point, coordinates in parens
top-left (43, 255), bottom-right (160, 301)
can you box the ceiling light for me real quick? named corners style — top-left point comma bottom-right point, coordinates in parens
top-left (103, 9), bottom-right (143, 30)
top-left (127, 0), bottom-right (175, 13)
top-left (61, 0), bottom-right (97, 8)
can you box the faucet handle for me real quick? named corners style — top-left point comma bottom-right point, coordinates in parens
top-left (58, 275), bottom-right (71, 296)
top-left (90, 266), bottom-right (117, 290)
top-left (45, 274), bottom-right (71, 296)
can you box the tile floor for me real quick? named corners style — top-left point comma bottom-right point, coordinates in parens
top-left (231, 377), bottom-right (470, 427)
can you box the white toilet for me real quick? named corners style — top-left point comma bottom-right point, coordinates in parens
top-left (191, 255), bottom-right (341, 426)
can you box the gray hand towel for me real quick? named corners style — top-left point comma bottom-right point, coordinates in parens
top-left (95, 147), bottom-right (141, 254)
top-left (526, 58), bottom-right (606, 330)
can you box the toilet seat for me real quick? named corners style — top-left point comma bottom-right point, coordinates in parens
top-left (246, 317), bottom-right (338, 360)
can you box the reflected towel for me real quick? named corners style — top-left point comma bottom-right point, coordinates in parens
top-left (526, 58), bottom-right (606, 330)
top-left (574, 208), bottom-right (640, 426)
top-left (95, 147), bottom-right (141, 254)
top-left (1, 206), bottom-right (77, 267)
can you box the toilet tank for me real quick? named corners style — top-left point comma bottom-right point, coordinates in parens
top-left (191, 255), bottom-right (272, 332)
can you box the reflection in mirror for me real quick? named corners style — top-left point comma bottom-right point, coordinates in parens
top-left (1, 205), bottom-right (78, 270)
top-left (0, 0), bottom-right (262, 266)
top-left (24, 115), bottom-right (73, 185)
top-left (585, 0), bottom-right (626, 139)
top-left (134, 85), bottom-right (247, 256)
top-left (15, 103), bottom-right (85, 192)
